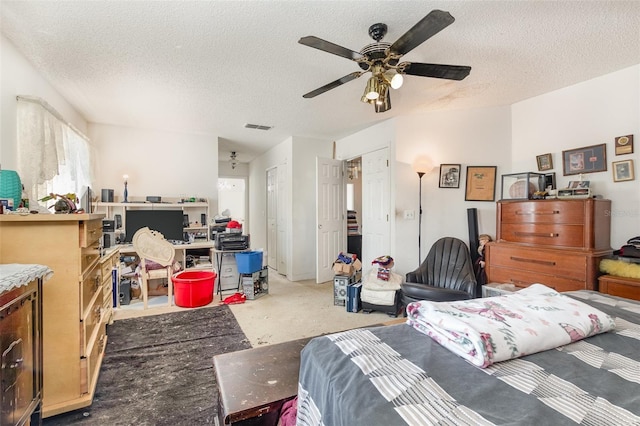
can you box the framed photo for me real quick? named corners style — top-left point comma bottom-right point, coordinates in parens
top-left (544, 172), bottom-right (556, 190)
top-left (568, 180), bottom-right (590, 188)
top-left (562, 144), bottom-right (607, 176)
top-left (536, 153), bottom-right (553, 171)
top-left (465, 166), bottom-right (497, 201)
top-left (438, 164), bottom-right (461, 188)
top-left (612, 159), bottom-right (635, 182)
top-left (615, 134), bottom-right (634, 155)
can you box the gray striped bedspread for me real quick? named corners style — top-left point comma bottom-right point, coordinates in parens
top-left (296, 291), bottom-right (640, 425)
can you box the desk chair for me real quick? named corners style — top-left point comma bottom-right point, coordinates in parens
top-left (132, 227), bottom-right (176, 309)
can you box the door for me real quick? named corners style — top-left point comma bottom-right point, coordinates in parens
top-left (266, 167), bottom-right (277, 269)
top-left (276, 164), bottom-right (287, 275)
top-left (316, 157), bottom-right (344, 283)
top-left (362, 148), bottom-right (390, 268)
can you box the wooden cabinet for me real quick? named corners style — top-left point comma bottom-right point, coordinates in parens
top-left (486, 199), bottom-right (612, 291)
top-left (0, 214), bottom-right (108, 417)
top-left (598, 275), bottom-right (640, 301)
top-left (0, 265), bottom-right (46, 426)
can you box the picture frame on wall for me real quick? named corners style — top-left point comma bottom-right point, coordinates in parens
top-left (465, 166), bottom-right (497, 201)
top-left (615, 134), bottom-right (634, 155)
top-left (536, 153), bottom-right (553, 171)
top-left (612, 159), bottom-right (635, 182)
top-left (562, 143), bottom-right (607, 176)
top-left (438, 164), bottom-right (461, 188)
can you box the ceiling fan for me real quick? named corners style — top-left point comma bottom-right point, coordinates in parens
top-left (298, 9), bottom-right (471, 113)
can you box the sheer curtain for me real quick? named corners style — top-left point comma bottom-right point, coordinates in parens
top-left (16, 96), bottom-right (93, 208)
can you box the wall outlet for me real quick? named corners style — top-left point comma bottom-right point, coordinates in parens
top-left (403, 210), bottom-right (415, 220)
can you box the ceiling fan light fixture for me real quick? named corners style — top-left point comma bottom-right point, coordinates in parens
top-left (390, 73), bottom-right (403, 89)
top-left (374, 83), bottom-right (391, 113)
top-left (364, 76), bottom-right (379, 100)
top-left (229, 151), bottom-right (239, 169)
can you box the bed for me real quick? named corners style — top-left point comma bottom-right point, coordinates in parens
top-left (296, 289), bottom-right (640, 425)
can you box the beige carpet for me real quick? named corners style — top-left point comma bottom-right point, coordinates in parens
top-left (113, 268), bottom-right (392, 346)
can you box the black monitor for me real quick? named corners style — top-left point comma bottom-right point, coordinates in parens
top-left (124, 209), bottom-right (185, 243)
top-left (81, 186), bottom-right (92, 213)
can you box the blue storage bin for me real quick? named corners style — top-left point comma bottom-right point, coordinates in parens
top-left (236, 251), bottom-right (263, 274)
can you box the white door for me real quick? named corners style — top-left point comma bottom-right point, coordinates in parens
top-left (266, 167), bottom-right (277, 269)
top-left (362, 148), bottom-right (390, 268)
top-left (316, 157), bottom-right (344, 283)
top-left (277, 164), bottom-right (288, 275)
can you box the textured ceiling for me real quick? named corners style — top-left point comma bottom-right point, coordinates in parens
top-left (2, 1), bottom-right (639, 163)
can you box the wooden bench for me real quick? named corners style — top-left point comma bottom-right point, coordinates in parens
top-left (214, 318), bottom-right (405, 425)
top-left (214, 337), bottom-right (312, 426)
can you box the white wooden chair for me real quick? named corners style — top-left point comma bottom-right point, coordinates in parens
top-left (132, 227), bottom-right (176, 309)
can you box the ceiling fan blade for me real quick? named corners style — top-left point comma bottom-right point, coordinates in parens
top-left (401, 62), bottom-right (471, 81)
top-left (389, 10), bottom-right (455, 56)
top-left (303, 72), bottom-right (363, 98)
top-left (298, 36), bottom-right (364, 61)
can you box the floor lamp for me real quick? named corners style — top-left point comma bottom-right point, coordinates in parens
top-left (413, 158), bottom-right (433, 266)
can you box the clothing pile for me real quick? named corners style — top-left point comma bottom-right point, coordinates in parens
top-left (360, 255), bottom-right (402, 315)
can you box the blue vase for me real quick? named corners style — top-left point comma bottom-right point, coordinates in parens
top-left (0, 169), bottom-right (22, 210)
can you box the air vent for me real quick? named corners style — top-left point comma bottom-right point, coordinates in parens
top-left (244, 123), bottom-right (272, 131)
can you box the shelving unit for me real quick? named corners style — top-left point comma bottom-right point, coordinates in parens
top-left (93, 199), bottom-right (210, 242)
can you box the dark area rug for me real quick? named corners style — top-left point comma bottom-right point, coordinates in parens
top-left (43, 305), bottom-right (251, 425)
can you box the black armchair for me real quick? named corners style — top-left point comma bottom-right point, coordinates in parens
top-left (401, 237), bottom-right (478, 306)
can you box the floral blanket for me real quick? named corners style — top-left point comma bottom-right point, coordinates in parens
top-left (406, 283), bottom-right (615, 368)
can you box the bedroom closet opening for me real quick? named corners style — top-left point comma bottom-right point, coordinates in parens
top-left (346, 157), bottom-right (362, 260)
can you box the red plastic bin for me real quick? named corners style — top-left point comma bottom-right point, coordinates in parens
top-left (172, 270), bottom-right (216, 308)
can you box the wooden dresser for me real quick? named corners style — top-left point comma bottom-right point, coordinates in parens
top-left (0, 213), bottom-right (108, 417)
top-left (486, 199), bottom-right (612, 291)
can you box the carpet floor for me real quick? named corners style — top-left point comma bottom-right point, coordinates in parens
top-left (43, 304), bottom-right (251, 425)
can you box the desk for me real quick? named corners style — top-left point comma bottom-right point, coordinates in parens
top-left (118, 241), bottom-right (216, 270)
top-left (213, 248), bottom-right (249, 299)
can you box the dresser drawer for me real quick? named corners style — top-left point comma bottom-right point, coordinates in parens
top-left (80, 219), bottom-right (102, 248)
top-left (81, 241), bottom-right (101, 276)
top-left (81, 266), bottom-right (102, 317)
top-left (80, 322), bottom-right (106, 395)
top-left (487, 244), bottom-right (586, 281)
top-left (499, 224), bottom-right (585, 247)
top-left (500, 200), bottom-right (585, 225)
top-left (488, 266), bottom-right (587, 292)
top-left (80, 294), bottom-right (103, 356)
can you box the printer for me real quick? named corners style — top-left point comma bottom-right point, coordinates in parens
top-left (215, 233), bottom-right (250, 250)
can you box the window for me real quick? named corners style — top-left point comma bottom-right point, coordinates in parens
top-left (17, 97), bottom-right (93, 207)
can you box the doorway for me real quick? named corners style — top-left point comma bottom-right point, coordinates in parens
top-left (346, 157), bottom-right (362, 261)
top-left (217, 178), bottom-right (246, 226)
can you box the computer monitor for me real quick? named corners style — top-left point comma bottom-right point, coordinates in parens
top-left (124, 209), bottom-right (185, 243)
top-left (82, 186), bottom-right (93, 213)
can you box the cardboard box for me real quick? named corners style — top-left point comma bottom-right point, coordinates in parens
top-left (332, 254), bottom-right (362, 276)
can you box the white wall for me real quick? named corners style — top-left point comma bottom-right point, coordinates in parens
top-left (512, 65), bottom-right (640, 248)
top-left (291, 136), bottom-right (334, 281)
top-left (249, 137), bottom-right (292, 276)
top-left (394, 106), bottom-right (512, 275)
top-left (88, 123), bottom-right (219, 208)
top-left (335, 108), bottom-right (512, 277)
top-left (0, 35), bottom-right (87, 169)
top-left (249, 136), bottom-right (333, 281)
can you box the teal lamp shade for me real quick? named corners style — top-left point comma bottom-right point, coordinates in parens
top-left (0, 169), bottom-right (22, 210)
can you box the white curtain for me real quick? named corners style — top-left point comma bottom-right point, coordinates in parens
top-left (16, 97), bottom-right (93, 208)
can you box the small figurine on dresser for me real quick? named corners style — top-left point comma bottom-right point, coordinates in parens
top-left (474, 234), bottom-right (493, 286)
